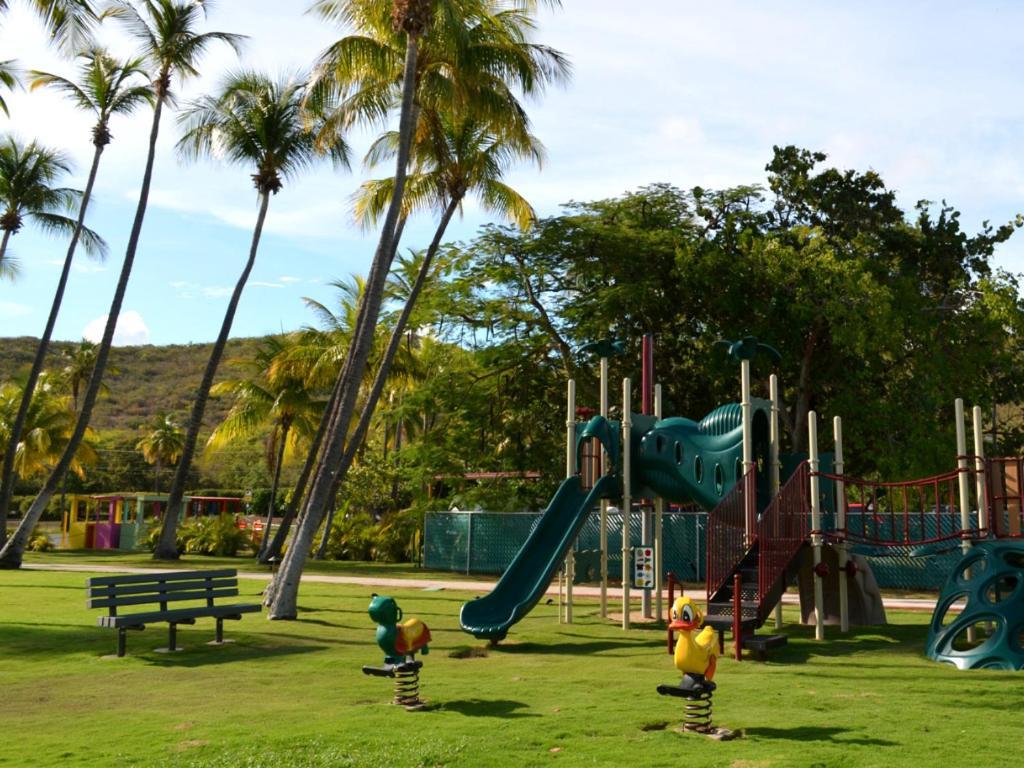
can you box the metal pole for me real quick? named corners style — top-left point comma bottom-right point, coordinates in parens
top-left (955, 399), bottom-right (972, 557)
top-left (622, 378), bottom-right (632, 630)
top-left (834, 416), bottom-right (849, 633)
top-left (600, 357), bottom-right (609, 618)
top-left (973, 406), bottom-right (988, 536)
top-left (770, 374), bottom-right (783, 629)
top-left (465, 511), bottom-right (473, 576)
top-left (741, 358), bottom-right (754, 547)
top-left (808, 411), bottom-right (824, 641)
top-left (565, 379), bottom-right (576, 624)
top-left (655, 383), bottom-right (664, 622)
top-left (955, 399), bottom-right (974, 644)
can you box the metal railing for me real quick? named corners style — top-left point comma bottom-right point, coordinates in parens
top-left (756, 462), bottom-right (810, 607)
top-left (706, 469), bottom-right (755, 602)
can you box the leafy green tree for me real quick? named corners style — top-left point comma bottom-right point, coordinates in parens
top-left (0, 0), bottom-right (241, 569)
top-left (0, 49), bottom-right (150, 547)
top-left (154, 70), bottom-right (349, 560)
top-left (136, 412), bottom-right (184, 492)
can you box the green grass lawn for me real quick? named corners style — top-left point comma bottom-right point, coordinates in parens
top-left (1, 565), bottom-right (1019, 768)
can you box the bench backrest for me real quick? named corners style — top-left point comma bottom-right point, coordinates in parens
top-left (87, 569), bottom-right (241, 615)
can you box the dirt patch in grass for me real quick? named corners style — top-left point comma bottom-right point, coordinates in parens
top-left (448, 645), bottom-right (489, 659)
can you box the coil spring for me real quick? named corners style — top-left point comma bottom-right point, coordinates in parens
top-left (393, 665), bottom-right (422, 708)
top-left (681, 689), bottom-right (713, 733)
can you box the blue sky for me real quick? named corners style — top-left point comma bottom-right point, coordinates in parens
top-left (2, 0), bottom-right (1024, 345)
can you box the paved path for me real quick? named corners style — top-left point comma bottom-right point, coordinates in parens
top-left (21, 562), bottom-right (941, 612)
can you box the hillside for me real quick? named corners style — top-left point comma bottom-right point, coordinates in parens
top-left (0, 336), bottom-right (266, 433)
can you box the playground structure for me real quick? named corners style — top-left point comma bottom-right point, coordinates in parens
top-left (459, 335), bottom-right (1024, 657)
top-left (61, 493), bottom-right (245, 551)
top-left (926, 540), bottom-right (1024, 670)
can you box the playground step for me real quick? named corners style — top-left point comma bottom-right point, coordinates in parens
top-left (742, 633), bottom-right (788, 661)
top-left (703, 614), bottom-right (758, 632)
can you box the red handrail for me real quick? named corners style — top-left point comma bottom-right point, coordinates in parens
top-left (757, 463), bottom-right (810, 607)
top-left (706, 469), bottom-right (755, 602)
top-left (817, 461), bottom-right (986, 547)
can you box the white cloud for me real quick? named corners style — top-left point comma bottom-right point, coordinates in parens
top-left (251, 281), bottom-right (285, 289)
top-left (83, 310), bottom-right (151, 346)
top-left (170, 281), bottom-right (232, 299)
top-left (279, 276), bottom-right (302, 284)
top-left (0, 301), bottom-right (32, 318)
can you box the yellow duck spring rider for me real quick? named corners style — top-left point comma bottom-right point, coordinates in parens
top-left (667, 596), bottom-right (718, 685)
top-left (657, 596), bottom-right (728, 736)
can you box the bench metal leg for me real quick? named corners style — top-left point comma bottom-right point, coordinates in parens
top-left (216, 618), bottom-right (224, 644)
top-left (118, 628), bottom-right (127, 658)
top-left (168, 623), bottom-right (177, 652)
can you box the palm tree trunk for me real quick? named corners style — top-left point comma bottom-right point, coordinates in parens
top-left (0, 94), bottom-right (167, 569)
top-left (266, 33), bottom-right (422, 618)
top-left (155, 190), bottom-right (271, 560)
top-left (261, 220), bottom-right (410, 571)
top-left (0, 228), bottom-right (11, 272)
top-left (0, 141), bottom-right (105, 546)
top-left (257, 423), bottom-right (288, 559)
top-left (339, 195), bottom-right (460, 475)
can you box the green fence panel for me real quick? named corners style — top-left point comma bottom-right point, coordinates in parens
top-left (424, 508), bottom-right (968, 590)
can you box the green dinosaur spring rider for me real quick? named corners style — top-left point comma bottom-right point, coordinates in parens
top-left (926, 541), bottom-right (1024, 670)
top-left (361, 594), bottom-right (432, 709)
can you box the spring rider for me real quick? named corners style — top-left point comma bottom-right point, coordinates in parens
top-left (361, 594), bottom-right (432, 710)
top-left (657, 597), bottom-right (733, 739)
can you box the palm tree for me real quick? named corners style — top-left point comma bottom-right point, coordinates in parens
top-left (136, 413), bottom-right (183, 492)
top-left (0, 0), bottom-right (242, 569)
top-left (0, 60), bottom-right (20, 116)
top-left (265, 0), bottom-right (568, 617)
top-left (0, 374), bottom-right (97, 483)
top-left (0, 1), bottom-right (99, 54)
top-left (0, 137), bottom-right (107, 276)
top-left (206, 336), bottom-right (321, 561)
top-left (153, 71), bottom-right (349, 560)
top-left (336, 110), bottom-right (540, 504)
top-left (0, 50), bottom-right (150, 548)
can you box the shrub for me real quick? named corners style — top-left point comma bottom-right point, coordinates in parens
top-left (317, 505), bottom-right (422, 563)
top-left (142, 516), bottom-right (253, 557)
top-left (28, 534), bottom-right (53, 552)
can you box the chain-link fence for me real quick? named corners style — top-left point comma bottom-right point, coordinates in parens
top-left (424, 508), bottom-right (959, 589)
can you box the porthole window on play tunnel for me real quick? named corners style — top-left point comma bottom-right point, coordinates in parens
top-left (674, 442), bottom-right (683, 464)
top-left (715, 463), bottom-right (724, 495)
top-left (694, 456), bottom-right (703, 484)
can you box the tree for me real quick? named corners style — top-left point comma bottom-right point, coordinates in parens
top-left (0, 49), bottom-right (150, 548)
top-left (136, 412), bottom-right (183, 492)
top-left (153, 70), bottom-right (348, 560)
top-left (0, 0), bottom-right (242, 569)
top-left (206, 335), bottom-right (321, 561)
top-left (0, 60), bottom-right (20, 116)
top-left (0, 374), bottom-right (97, 483)
top-left (266, 0), bottom-right (568, 617)
top-left (0, 1), bottom-right (99, 54)
top-left (0, 137), bottom-right (106, 277)
top-left (337, 108), bottom-right (542, 505)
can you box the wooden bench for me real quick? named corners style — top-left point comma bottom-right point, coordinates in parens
top-left (87, 569), bottom-right (261, 657)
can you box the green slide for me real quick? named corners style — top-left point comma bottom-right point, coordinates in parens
top-left (459, 473), bottom-right (619, 641)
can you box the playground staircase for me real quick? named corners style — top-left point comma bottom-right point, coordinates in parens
top-left (704, 465), bottom-right (811, 642)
